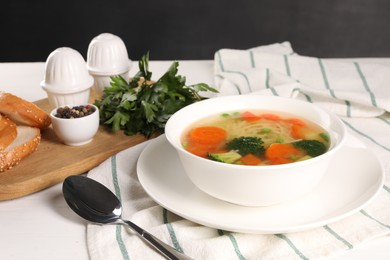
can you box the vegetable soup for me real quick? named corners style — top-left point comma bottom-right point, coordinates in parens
top-left (181, 111), bottom-right (330, 166)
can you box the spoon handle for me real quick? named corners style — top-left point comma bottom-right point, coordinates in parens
top-left (121, 219), bottom-right (193, 260)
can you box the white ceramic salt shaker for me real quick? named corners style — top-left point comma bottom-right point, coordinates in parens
top-left (87, 33), bottom-right (132, 97)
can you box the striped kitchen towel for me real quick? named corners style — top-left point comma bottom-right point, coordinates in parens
top-left (86, 44), bottom-right (390, 259)
top-left (214, 42), bottom-right (390, 117)
top-left (86, 132), bottom-right (390, 260)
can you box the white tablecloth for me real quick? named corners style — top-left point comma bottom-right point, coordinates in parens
top-left (0, 60), bottom-right (389, 260)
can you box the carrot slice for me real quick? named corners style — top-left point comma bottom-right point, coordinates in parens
top-left (185, 141), bottom-right (227, 158)
top-left (186, 143), bottom-right (212, 158)
top-left (286, 118), bottom-right (306, 126)
top-left (291, 124), bottom-right (304, 139)
top-left (260, 113), bottom-right (280, 121)
top-left (269, 157), bottom-right (294, 165)
top-left (240, 153), bottom-right (262, 165)
top-left (241, 111), bottom-right (261, 121)
top-left (265, 143), bottom-right (300, 165)
top-left (189, 126), bottom-right (227, 145)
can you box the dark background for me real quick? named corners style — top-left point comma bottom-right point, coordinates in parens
top-left (1, 0), bottom-right (390, 62)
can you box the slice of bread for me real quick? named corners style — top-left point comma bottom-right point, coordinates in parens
top-left (0, 126), bottom-right (41, 172)
top-left (0, 114), bottom-right (17, 150)
top-left (0, 92), bottom-right (51, 129)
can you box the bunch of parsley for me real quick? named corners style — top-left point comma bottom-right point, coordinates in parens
top-left (94, 53), bottom-right (218, 137)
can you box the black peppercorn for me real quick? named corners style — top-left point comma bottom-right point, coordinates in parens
top-left (54, 105), bottom-right (96, 119)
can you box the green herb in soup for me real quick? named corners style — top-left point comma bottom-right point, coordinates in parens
top-left (182, 111), bottom-right (330, 166)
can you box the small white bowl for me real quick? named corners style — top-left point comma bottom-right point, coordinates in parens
top-left (41, 47), bottom-right (94, 109)
top-left (50, 104), bottom-right (99, 146)
top-left (87, 33), bottom-right (132, 96)
top-left (165, 95), bottom-right (346, 207)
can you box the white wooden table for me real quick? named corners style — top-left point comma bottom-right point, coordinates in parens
top-left (0, 60), bottom-right (389, 260)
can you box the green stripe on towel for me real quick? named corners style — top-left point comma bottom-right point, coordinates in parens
top-left (111, 155), bottom-right (121, 200)
top-left (345, 100), bottom-right (352, 117)
top-left (378, 117), bottom-right (390, 125)
top-left (265, 68), bottom-right (278, 96)
top-left (218, 230), bottom-right (246, 260)
top-left (227, 234), bottom-right (245, 260)
top-left (225, 70), bottom-right (252, 92)
top-left (249, 50), bottom-right (256, 68)
top-left (360, 210), bottom-right (390, 229)
top-left (215, 74), bottom-right (242, 94)
top-left (318, 59), bottom-right (352, 117)
top-left (323, 225), bottom-right (353, 249)
top-left (216, 51), bottom-right (225, 72)
top-left (275, 234), bottom-right (309, 260)
top-left (163, 208), bottom-right (184, 253)
top-left (116, 225), bottom-right (130, 260)
top-left (301, 92), bottom-right (313, 103)
top-left (354, 62), bottom-right (378, 107)
top-left (283, 55), bottom-right (291, 77)
top-left (265, 68), bottom-right (270, 88)
top-left (111, 155), bottom-right (130, 260)
top-left (342, 120), bottom-right (390, 152)
top-left (318, 58), bottom-right (336, 98)
top-left (216, 51), bottom-right (252, 92)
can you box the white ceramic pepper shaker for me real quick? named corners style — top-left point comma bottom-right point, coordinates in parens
top-left (41, 47), bottom-right (94, 109)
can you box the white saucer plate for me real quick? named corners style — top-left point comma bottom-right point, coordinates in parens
top-left (137, 135), bottom-right (384, 234)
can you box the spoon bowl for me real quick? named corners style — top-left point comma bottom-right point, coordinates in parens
top-left (63, 175), bottom-right (192, 260)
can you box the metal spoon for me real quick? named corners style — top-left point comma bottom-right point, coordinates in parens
top-left (62, 175), bottom-right (192, 260)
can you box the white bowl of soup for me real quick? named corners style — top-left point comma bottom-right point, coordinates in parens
top-left (165, 95), bottom-right (346, 207)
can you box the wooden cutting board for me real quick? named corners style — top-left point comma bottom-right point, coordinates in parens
top-left (0, 97), bottom-right (150, 201)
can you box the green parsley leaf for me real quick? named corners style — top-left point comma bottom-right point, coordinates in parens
top-left (94, 53), bottom-right (218, 137)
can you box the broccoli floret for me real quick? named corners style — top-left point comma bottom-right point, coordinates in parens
top-left (207, 150), bottom-right (242, 164)
top-left (292, 140), bottom-right (327, 157)
top-left (226, 136), bottom-right (265, 156)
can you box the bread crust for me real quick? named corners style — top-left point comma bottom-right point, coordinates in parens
top-left (0, 92), bottom-right (51, 129)
top-left (0, 126), bottom-right (41, 172)
top-left (0, 114), bottom-right (17, 150)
